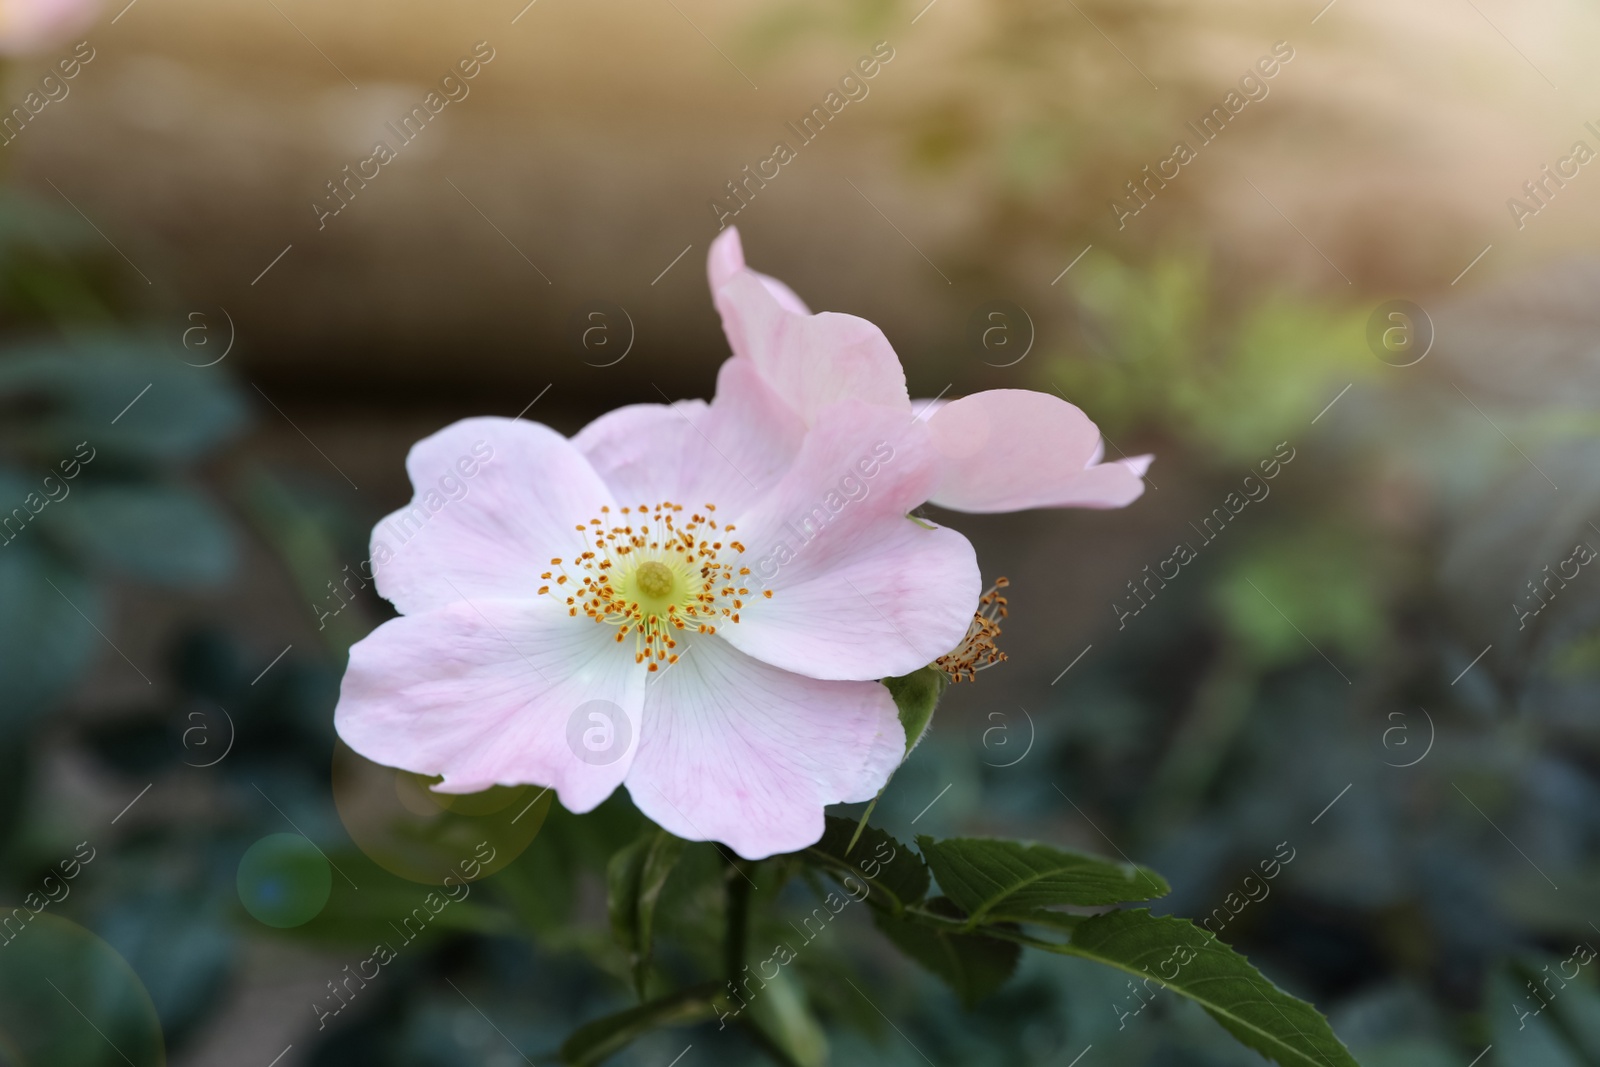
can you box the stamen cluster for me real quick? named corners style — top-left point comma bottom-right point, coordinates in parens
top-left (539, 502), bottom-right (771, 671)
top-left (937, 577), bottom-right (1009, 682)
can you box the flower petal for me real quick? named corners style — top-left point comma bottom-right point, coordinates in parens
top-left (572, 357), bottom-right (805, 516)
top-left (708, 227), bottom-right (811, 315)
top-left (1118, 453), bottom-right (1156, 478)
top-left (626, 633), bottom-right (903, 860)
top-left (370, 417), bottom-right (616, 615)
top-left (709, 231), bottom-right (909, 423)
top-left (722, 399), bottom-right (980, 681)
top-left (926, 389), bottom-right (1149, 512)
top-left (336, 597), bottom-right (644, 812)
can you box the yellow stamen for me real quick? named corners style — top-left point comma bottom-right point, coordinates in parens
top-left (538, 500), bottom-right (771, 672)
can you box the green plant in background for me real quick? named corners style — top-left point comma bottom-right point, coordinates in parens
top-left (729, 4), bottom-right (1600, 1061)
top-left (1054, 254), bottom-right (1373, 459)
top-left (0, 182), bottom-right (256, 1061)
top-left (0, 190), bottom-right (243, 748)
top-left (1025, 235), bottom-right (1600, 1067)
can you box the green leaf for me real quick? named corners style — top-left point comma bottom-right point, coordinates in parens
top-left (918, 836), bottom-right (1168, 927)
top-left (607, 828), bottom-right (686, 999)
top-left (0, 337), bottom-right (246, 464)
top-left (41, 483), bottom-right (235, 586)
top-left (0, 541), bottom-right (105, 728)
top-left (1007, 909), bottom-right (1085, 934)
top-left (1492, 956), bottom-right (1600, 1065)
top-left (883, 665), bottom-right (946, 754)
top-left (874, 897), bottom-right (1020, 1008)
top-left (1053, 909), bottom-right (1359, 1067)
top-left (805, 817), bottom-right (928, 916)
top-left (838, 667), bottom-right (945, 858)
top-left (559, 982), bottom-right (722, 1067)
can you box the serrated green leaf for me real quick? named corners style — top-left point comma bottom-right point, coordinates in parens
top-left (1003, 909), bottom-right (1085, 933)
top-left (874, 897), bottom-right (1020, 1008)
top-left (805, 816), bottom-right (928, 915)
top-left (607, 828), bottom-right (685, 999)
top-left (883, 666), bottom-right (946, 753)
top-left (1055, 909), bottom-right (1359, 1067)
top-left (918, 836), bottom-right (1168, 926)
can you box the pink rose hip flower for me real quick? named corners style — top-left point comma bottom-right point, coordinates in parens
top-left (337, 230), bottom-right (1147, 861)
top-left (336, 377), bottom-right (980, 859)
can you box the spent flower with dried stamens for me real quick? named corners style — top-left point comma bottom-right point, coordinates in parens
top-left (937, 577), bottom-right (1009, 682)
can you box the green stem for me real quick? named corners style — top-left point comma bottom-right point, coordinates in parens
top-left (803, 848), bottom-right (911, 917)
top-left (724, 857), bottom-right (753, 986)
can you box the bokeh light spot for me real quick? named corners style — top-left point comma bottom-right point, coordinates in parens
top-left (236, 833), bottom-right (332, 928)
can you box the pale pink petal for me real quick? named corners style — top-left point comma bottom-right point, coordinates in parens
top-left (926, 389), bottom-right (1149, 512)
top-left (709, 234), bottom-right (909, 424)
top-left (707, 226), bottom-right (747, 292)
top-left (756, 272), bottom-right (812, 317)
top-left (572, 357), bottom-right (805, 516)
top-left (370, 417), bottom-right (616, 615)
top-left (572, 397), bottom-right (712, 502)
top-left (336, 597), bottom-right (644, 812)
top-left (1118, 453), bottom-right (1155, 478)
top-left (721, 399), bottom-right (980, 681)
top-left (626, 633), bottom-right (903, 859)
top-left (707, 226), bottom-right (811, 315)
top-left (1087, 441), bottom-right (1155, 479)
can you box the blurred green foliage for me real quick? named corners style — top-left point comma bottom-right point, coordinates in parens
top-left (1056, 255), bottom-right (1373, 460)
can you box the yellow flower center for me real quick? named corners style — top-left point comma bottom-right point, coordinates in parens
top-left (537, 501), bottom-right (773, 672)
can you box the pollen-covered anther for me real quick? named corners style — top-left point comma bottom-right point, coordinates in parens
top-left (538, 501), bottom-right (767, 671)
top-left (936, 577), bottom-right (1010, 683)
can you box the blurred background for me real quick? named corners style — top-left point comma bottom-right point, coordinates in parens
top-left (3, 0), bottom-right (1600, 1063)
